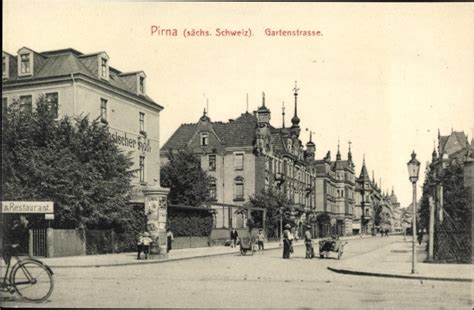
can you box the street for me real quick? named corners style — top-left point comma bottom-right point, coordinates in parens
top-left (2, 236), bottom-right (471, 308)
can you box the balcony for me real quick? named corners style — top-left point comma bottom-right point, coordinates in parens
top-left (274, 172), bottom-right (286, 186)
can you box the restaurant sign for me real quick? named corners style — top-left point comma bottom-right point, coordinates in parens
top-left (1, 201), bottom-right (54, 213)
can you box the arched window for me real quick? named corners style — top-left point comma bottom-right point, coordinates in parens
top-left (234, 176), bottom-right (244, 201)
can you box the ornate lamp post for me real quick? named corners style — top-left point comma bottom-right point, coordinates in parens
top-left (407, 151), bottom-right (421, 274)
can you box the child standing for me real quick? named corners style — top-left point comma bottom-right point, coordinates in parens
top-left (141, 232), bottom-right (153, 259)
top-left (256, 229), bottom-right (265, 252)
top-left (136, 232), bottom-right (143, 260)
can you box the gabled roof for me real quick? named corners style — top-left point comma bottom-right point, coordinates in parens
top-left (162, 112), bottom-right (258, 151)
top-left (2, 47), bottom-right (160, 108)
top-left (439, 131), bottom-right (469, 156)
top-left (162, 123), bottom-right (198, 150)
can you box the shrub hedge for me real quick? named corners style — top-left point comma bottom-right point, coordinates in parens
top-left (167, 207), bottom-right (213, 237)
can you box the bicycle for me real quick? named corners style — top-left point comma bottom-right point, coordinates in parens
top-left (1, 244), bottom-right (54, 303)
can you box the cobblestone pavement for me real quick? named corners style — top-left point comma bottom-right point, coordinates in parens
top-left (1, 236), bottom-right (472, 308)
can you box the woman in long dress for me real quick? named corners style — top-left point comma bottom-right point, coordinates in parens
top-left (282, 224), bottom-right (292, 259)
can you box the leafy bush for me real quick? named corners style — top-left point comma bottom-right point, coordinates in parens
top-left (167, 207), bottom-right (213, 237)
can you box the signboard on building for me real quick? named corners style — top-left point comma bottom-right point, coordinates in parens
top-left (1, 201), bottom-right (54, 213)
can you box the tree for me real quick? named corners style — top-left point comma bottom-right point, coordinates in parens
top-left (245, 188), bottom-right (292, 238)
top-left (419, 162), bottom-right (470, 231)
top-left (2, 96), bottom-right (135, 233)
top-left (160, 149), bottom-right (210, 206)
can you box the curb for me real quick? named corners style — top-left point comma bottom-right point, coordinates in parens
top-left (47, 243), bottom-right (293, 269)
top-left (45, 236), bottom-right (364, 269)
top-left (327, 266), bottom-right (473, 283)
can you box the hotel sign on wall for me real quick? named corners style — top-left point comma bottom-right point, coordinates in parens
top-left (1, 201), bottom-right (54, 213)
top-left (108, 130), bottom-right (152, 152)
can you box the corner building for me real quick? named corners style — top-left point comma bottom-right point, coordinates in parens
top-left (161, 88), bottom-right (317, 233)
top-left (2, 47), bottom-right (163, 201)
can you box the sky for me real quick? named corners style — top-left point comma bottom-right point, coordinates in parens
top-left (3, 1), bottom-right (473, 209)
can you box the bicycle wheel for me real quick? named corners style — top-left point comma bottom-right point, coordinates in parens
top-left (12, 260), bottom-right (54, 302)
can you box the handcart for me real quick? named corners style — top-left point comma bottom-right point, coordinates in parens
top-left (239, 237), bottom-right (254, 256)
top-left (318, 237), bottom-right (348, 260)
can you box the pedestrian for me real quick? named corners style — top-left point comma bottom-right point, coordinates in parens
top-left (141, 232), bottom-right (153, 260)
top-left (256, 229), bottom-right (265, 252)
top-left (385, 229), bottom-right (389, 237)
top-left (417, 229), bottom-right (423, 245)
top-left (136, 232), bottom-right (143, 260)
top-left (230, 228), bottom-right (239, 248)
top-left (282, 224), bottom-right (292, 259)
top-left (304, 225), bottom-right (314, 259)
top-left (288, 228), bottom-right (295, 254)
top-left (166, 229), bottom-right (174, 253)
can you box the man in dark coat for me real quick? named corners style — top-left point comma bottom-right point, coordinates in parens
top-left (282, 224), bottom-right (292, 259)
top-left (304, 225), bottom-right (314, 259)
top-left (230, 228), bottom-right (239, 248)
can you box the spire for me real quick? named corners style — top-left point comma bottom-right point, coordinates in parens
top-left (358, 154), bottom-right (370, 182)
top-left (282, 101), bottom-right (286, 128)
top-left (348, 140), bottom-right (353, 162)
top-left (432, 139), bottom-right (438, 161)
top-left (336, 139), bottom-right (341, 160)
top-left (291, 81), bottom-right (300, 127)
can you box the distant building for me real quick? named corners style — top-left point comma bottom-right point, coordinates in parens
top-left (353, 158), bottom-right (399, 234)
top-left (311, 144), bottom-right (355, 236)
top-left (2, 47), bottom-right (163, 201)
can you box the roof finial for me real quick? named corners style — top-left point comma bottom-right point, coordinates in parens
top-left (206, 97), bottom-right (209, 116)
top-left (363, 153), bottom-right (366, 165)
top-left (246, 93), bottom-right (249, 113)
top-left (291, 81), bottom-right (300, 127)
top-left (262, 91), bottom-right (266, 107)
top-left (281, 101), bottom-right (286, 128)
top-left (347, 140), bottom-right (352, 162)
top-left (203, 107), bottom-right (207, 116)
top-left (336, 139), bottom-right (341, 160)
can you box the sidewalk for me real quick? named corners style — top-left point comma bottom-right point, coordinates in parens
top-left (34, 235), bottom-right (365, 268)
top-left (328, 235), bottom-right (473, 282)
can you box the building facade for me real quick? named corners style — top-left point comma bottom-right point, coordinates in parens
top-left (2, 47), bottom-right (163, 200)
top-left (161, 88), bottom-right (317, 232)
top-left (310, 145), bottom-right (356, 236)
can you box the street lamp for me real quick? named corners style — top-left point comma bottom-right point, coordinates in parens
top-left (407, 151), bottom-right (421, 274)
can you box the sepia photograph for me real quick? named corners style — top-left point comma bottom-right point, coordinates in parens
top-left (1, 1), bottom-right (473, 308)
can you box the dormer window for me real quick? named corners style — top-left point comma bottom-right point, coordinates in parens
top-left (20, 53), bottom-right (31, 75)
top-left (100, 57), bottom-right (108, 78)
top-left (139, 76), bottom-right (145, 94)
top-left (201, 132), bottom-right (208, 146)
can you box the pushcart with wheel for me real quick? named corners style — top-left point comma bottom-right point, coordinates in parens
top-left (239, 237), bottom-right (254, 256)
top-left (318, 238), bottom-right (348, 260)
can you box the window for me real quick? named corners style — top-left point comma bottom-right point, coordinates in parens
top-left (2, 97), bottom-right (7, 117)
top-left (208, 155), bottom-right (216, 171)
top-left (2, 56), bottom-right (7, 78)
top-left (100, 58), bottom-right (108, 78)
top-left (209, 178), bottom-right (217, 200)
top-left (20, 53), bottom-right (31, 74)
top-left (200, 132), bottom-right (208, 146)
top-left (139, 156), bottom-right (145, 183)
top-left (139, 76), bottom-right (145, 93)
top-left (19, 95), bottom-right (32, 113)
top-left (45, 92), bottom-right (59, 118)
top-left (234, 153), bottom-right (244, 170)
top-left (100, 98), bottom-right (107, 122)
top-left (234, 177), bottom-right (244, 200)
top-left (139, 112), bottom-right (145, 133)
